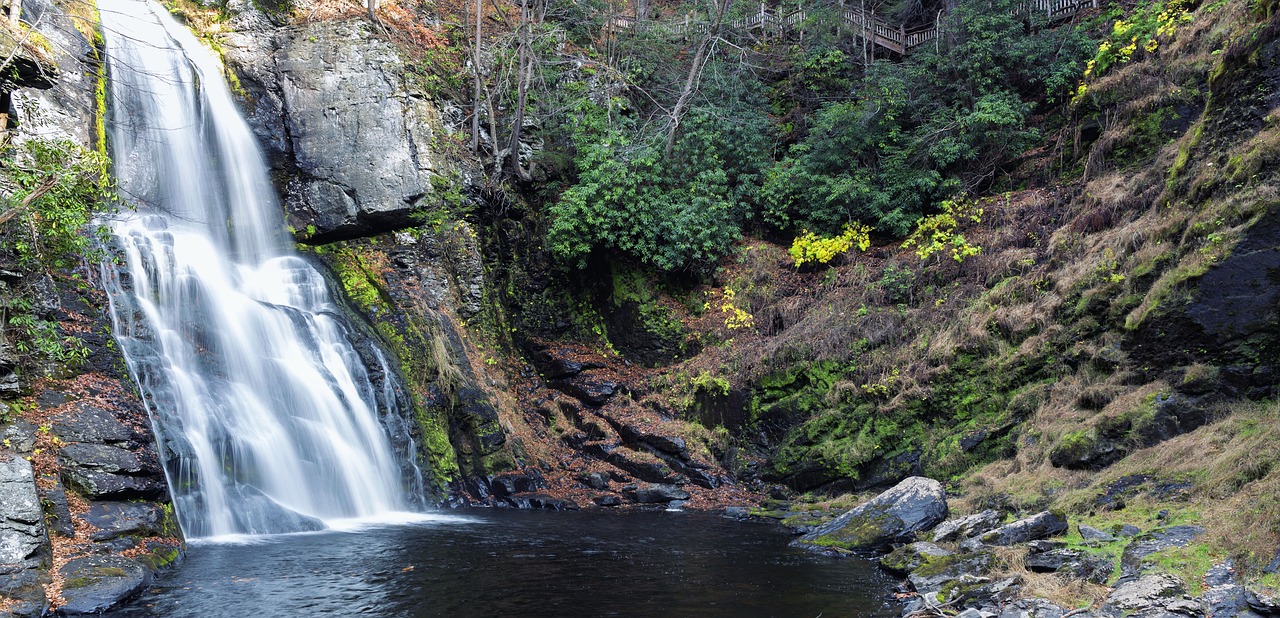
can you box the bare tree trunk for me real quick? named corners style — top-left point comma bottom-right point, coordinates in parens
top-left (507, 0), bottom-right (535, 182)
top-left (8, 0), bottom-right (20, 23)
top-left (664, 0), bottom-right (732, 156)
top-left (637, 0), bottom-right (648, 20)
top-left (470, 0), bottom-right (483, 152)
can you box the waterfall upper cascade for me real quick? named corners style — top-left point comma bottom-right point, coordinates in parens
top-left (98, 0), bottom-right (424, 538)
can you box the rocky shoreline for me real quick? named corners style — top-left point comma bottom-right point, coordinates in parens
top-left (736, 476), bottom-right (1280, 618)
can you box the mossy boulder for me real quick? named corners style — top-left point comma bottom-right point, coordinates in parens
top-left (794, 476), bottom-right (948, 552)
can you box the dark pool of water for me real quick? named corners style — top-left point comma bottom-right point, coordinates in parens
top-left (103, 509), bottom-right (899, 617)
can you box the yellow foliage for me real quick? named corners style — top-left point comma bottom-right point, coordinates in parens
top-left (788, 222), bottom-right (872, 267)
top-left (901, 197), bottom-right (983, 263)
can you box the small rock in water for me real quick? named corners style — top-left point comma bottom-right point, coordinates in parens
top-left (593, 495), bottom-right (621, 507)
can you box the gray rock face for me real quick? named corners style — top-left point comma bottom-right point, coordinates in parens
top-left (998, 599), bottom-right (1067, 618)
top-left (797, 476), bottom-right (948, 552)
top-left (58, 555), bottom-right (150, 615)
top-left (10, 0), bottom-right (95, 147)
top-left (1102, 573), bottom-right (1200, 617)
top-left (1120, 525), bottom-right (1204, 579)
top-left (963, 511), bottom-right (1068, 550)
top-left (0, 340), bottom-right (19, 396)
top-left (257, 20), bottom-right (443, 239)
top-left (0, 455), bottom-right (46, 567)
top-left (1201, 561), bottom-right (1266, 618)
top-left (933, 509), bottom-right (1002, 543)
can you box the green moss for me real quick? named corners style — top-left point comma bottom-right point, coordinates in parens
top-left (801, 504), bottom-right (898, 549)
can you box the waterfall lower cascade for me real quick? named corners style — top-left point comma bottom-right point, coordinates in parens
top-left (98, 0), bottom-right (424, 538)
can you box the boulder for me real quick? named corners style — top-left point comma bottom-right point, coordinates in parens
top-left (81, 502), bottom-right (166, 542)
top-left (0, 455), bottom-right (45, 567)
top-left (962, 511), bottom-right (1067, 550)
top-left (880, 541), bottom-right (952, 576)
top-left (593, 495), bottom-right (622, 507)
top-left (503, 493), bottom-right (579, 510)
top-left (1101, 573), bottom-right (1198, 616)
top-left (796, 476), bottom-right (948, 552)
top-left (998, 598), bottom-right (1068, 618)
top-left (906, 551), bottom-right (995, 606)
top-left (933, 510), bottom-right (1002, 543)
top-left (1079, 524), bottom-right (1118, 543)
top-left (552, 375), bottom-right (619, 407)
top-left (626, 483), bottom-right (690, 503)
top-left (58, 555), bottom-right (149, 615)
top-left (577, 471), bottom-right (611, 490)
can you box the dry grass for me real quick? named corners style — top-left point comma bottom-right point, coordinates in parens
top-left (990, 546), bottom-right (1110, 609)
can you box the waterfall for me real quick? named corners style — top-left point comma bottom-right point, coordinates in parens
top-left (97, 0), bottom-right (424, 538)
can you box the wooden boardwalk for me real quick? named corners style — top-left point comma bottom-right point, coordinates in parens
top-left (610, 0), bottom-right (1096, 54)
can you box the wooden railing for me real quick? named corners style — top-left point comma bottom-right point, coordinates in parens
top-left (610, 0), bottom-right (1096, 55)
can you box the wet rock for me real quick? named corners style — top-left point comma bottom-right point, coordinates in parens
top-left (1120, 525), bottom-right (1203, 579)
top-left (797, 476), bottom-right (948, 552)
top-left (932, 510), bottom-right (1002, 543)
top-left (58, 555), bottom-right (149, 615)
top-left (601, 447), bottom-right (679, 484)
top-left (880, 542), bottom-right (951, 576)
top-left (61, 467), bottom-right (166, 501)
top-left (81, 502), bottom-right (166, 542)
top-left (626, 483), bottom-right (689, 503)
top-left (52, 403), bottom-right (134, 445)
top-left (963, 511), bottom-right (1067, 550)
top-left (2, 421), bottom-right (37, 453)
top-left (722, 506), bottom-right (750, 519)
top-left (218, 485), bottom-right (326, 534)
top-left (593, 495), bottom-right (621, 507)
top-left (551, 376), bottom-right (619, 407)
top-left (489, 472), bottom-right (546, 498)
top-left (638, 433), bottom-right (686, 457)
top-left (58, 443), bottom-right (146, 474)
top-left (38, 483), bottom-right (74, 538)
top-left (0, 565), bottom-right (49, 618)
top-left (578, 471), bottom-right (611, 490)
top-left (0, 455), bottom-right (45, 567)
top-left (504, 493), bottom-right (579, 510)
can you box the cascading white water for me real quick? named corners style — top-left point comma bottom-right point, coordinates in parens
top-left (97, 0), bottom-right (423, 538)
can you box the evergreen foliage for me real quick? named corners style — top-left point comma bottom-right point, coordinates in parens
top-left (541, 0), bottom-right (1091, 271)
